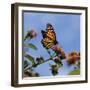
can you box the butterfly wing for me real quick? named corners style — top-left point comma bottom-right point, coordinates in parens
top-left (46, 23), bottom-right (56, 41)
top-left (41, 23), bottom-right (58, 49)
top-left (41, 30), bottom-right (46, 38)
top-left (41, 37), bottom-right (54, 49)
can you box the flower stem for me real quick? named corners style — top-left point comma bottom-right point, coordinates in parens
top-left (24, 51), bottom-right (56, 72)
top-left (24, 58), bottom-right (52, 72)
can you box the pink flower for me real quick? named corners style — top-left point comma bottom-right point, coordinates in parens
top-left (51, 44), bottom-right (62, 53)
top-left (51, 45), bottom-right (66, 59)
top-left (30, 29), bottom-right (37, 38)
top-left (24, 29), bottom-right (37, 40)
top-left (67, 51), bottom-right (80, 65)
top-left (60, 50), bottom-right (66, 59)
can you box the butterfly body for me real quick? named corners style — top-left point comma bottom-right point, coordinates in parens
top-left (41, 23), bottom-right (58, 49)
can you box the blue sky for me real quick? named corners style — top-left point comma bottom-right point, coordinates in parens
top-left (23, 11), bottom-right (80, 76)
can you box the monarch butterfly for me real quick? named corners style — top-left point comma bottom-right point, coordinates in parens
top-left (41, 23), bottom-right (58, 49)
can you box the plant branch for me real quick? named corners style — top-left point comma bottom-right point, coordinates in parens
top-left (24, 57), bottom-right (53, 72)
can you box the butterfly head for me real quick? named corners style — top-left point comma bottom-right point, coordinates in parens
top-left (47, 23), bottom-right (52, 27)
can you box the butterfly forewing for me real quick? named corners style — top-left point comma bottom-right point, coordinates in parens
top-left (41, 23), bottom-right (58, 49)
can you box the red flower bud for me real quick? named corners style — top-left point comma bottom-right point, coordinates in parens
top-left (51, 44), bottom-right (62, 54)
top-left (52, 45), bottom-right (66, 60)
top-left (60, 51), bottom-right (66, 59)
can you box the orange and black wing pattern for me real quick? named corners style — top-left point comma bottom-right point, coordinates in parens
top-left (41, 23), bottom-right (58, 49)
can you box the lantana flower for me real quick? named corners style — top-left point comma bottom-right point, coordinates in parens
top-left (67, 51), bottom-right (80, 65)
top-left (51, 44), bottom-right (62, 53)
top-left (24, 29), bottom-right (37, 40)
top-left (60, 50), bottom-right (66, 59)
top-left (30, 30), bottom-right (37, 38)
top-left (51, 44), bottom-right (66, 59)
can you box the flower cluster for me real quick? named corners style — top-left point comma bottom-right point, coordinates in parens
top-left (67, 51), bottom-right (80, 65)
top-left (51, 44), bottom-right (66, 59)
top-left (30, 30), bottom-right (37, 38)
top-left (24, 29), bottom-right (37, 40)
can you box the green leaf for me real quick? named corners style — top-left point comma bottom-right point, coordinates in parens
top-left (24, 60), bottom-right (29, 68)
top-left (24, 70), bottom-right (32, 77)
top-left (57, 63), bottom-right (62, 67)
top-left (50, 65), bottom-right (59, 76)
top-left (51, 69), bottom-right (58, 76)
top-left (69, 69), bottom-right (80, 75)
top-left (36, 57), bottom-right (44, 64)
top-left (53, 59), bottom-right (63, 67)
top-left (25, 54), bottom-right (35, 66)
top-left (24, 31), bottom-right (32, 41)
top-left (25, 43), bottom-right (37, 50)
top-left (24, 70), bottom-right (40, 77)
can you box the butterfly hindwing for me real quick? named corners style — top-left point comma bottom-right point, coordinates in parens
top-left (41, 38), bottom-right (54, 49)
